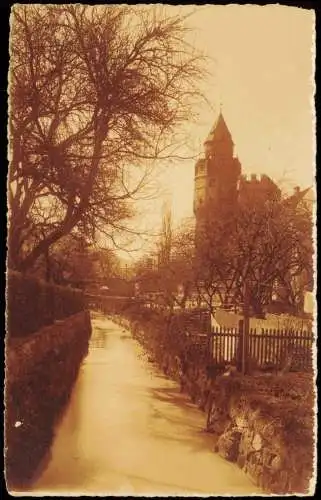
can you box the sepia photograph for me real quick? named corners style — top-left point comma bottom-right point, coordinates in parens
top-left (5, 3), bottom-right (316, 496)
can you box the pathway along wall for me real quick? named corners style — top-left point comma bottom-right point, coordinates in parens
top-left (5, 310), bottom-right (92, 490)
top-left (110, 304), bottom-right (315, 495)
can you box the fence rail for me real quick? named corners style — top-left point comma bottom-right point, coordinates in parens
top-left (209, 326), bottom-right (313, 371)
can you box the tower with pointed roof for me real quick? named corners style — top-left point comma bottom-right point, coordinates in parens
top-left (194, 112), bottom-right (241, 224)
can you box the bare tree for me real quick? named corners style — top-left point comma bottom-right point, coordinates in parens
top-left (194, 213), bottom-right (237, 315)
top-left (194, 193), bottom-right (313, 317)
top-left (91, 248), bottom-right (123, 281)
top-left (8, 4), bottom-right (205, 273)
top-left (137, 187), bottom-right (312, 320)
top-left (157, 201), bottom-right (173, 268)
top-left (154, 219), bottom-right (195, 311)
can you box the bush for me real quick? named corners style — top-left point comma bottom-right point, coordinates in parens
top-left (5, 310), bottom-right (92, 490)
top-left (6, 271), bottom-right (86, 338)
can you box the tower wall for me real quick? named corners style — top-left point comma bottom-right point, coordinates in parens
top-left (193, 113), bottom-right (241, 224)
top-left (238, 173), bottom-right (281, 203)
top-left (193, 159), bottom-right (207, 214)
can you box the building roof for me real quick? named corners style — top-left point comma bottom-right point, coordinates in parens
top-left (204, 112), bottom-right (233, 145)
top-left (286, 186), bottom-right (315, 207)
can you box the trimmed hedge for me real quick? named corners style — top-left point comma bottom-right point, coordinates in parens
top-left (5, 310), bottom-right (92, 490)
top-left (6, 271), bottom-right (85, 338)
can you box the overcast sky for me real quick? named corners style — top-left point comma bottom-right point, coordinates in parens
top-left (116, 4), bottom-right (315, 261)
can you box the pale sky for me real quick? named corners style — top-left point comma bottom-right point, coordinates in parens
top-left (116, 4), bottom-right (316, 261)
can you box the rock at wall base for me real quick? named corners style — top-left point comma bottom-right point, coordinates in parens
top-left (217, 429), bottom-right (242, 462)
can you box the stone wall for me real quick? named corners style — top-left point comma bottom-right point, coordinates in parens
top-left (5, 310), bottom-right (92, 490)
top-left (206, 374), bottom-right (314, 494)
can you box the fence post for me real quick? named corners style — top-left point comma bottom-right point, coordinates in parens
top-left (237, 318), bottom-right (249, 375)
top-left (237, 319), bottom-right (244, 372)
top-left (242, 281), bottom-right (250, 375)
top-left (207, 325), bottom-right (213, 362)
top-left (243, 320), bottom-right (250, 375)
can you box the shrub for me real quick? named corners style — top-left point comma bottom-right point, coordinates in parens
top-left (6, 271), bottom-right (86, 338)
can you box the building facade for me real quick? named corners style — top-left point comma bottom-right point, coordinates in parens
top-left (193, 111), bottom-right (279, 229)
top-left (194, 113), bottom-right (241, 225)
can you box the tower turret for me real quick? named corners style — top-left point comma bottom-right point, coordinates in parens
top-left (194, 111), bottom-right (241, 223)
top-left (204, 112), bottom-right (234, 160)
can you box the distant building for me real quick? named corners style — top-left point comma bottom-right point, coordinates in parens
top-left (193, 112), bottom-right (280, 232)
top-left (238, 173), bottom-right (281, 204)
top-left (286, 185), bottom-right (315, 214)
top-left (193, 111), bottom-right (313, 316)
top-left (194, 112), bottom-right (241, 224)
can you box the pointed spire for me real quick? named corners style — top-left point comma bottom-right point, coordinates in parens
top-left (204, 111), bottom-right (233, 146)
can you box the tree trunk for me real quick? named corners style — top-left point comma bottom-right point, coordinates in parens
top-left (45, 247), bottom-right (51, 283)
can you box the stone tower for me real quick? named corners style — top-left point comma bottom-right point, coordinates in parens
top-left (194, 112), bottom-right (241, 226)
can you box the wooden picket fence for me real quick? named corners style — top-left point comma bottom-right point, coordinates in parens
top-left (208, 325), bottom-right (314, 372)
top-left (86, 296), bottom-right (313, 372)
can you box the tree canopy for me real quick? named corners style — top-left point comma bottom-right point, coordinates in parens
top-left (8, 4), bottom-right (205, 273)
top-left (195, 195), bottom-right (313, 316)
top-left (134, 194), bottom-right (313, 317)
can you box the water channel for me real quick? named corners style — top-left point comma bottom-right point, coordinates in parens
top-left (28, 312), bottom-right (261, 496)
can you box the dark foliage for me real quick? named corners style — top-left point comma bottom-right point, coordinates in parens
top-left (6, 271), bottom-right (85, 338)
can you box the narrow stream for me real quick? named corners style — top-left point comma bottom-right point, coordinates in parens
top-left (28, 312), bottom-right (261, 496)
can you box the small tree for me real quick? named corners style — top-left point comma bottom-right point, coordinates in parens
top-left (156, 218), bottom-right (195, 311)
top-left (157, 202), bottom-right (173, 268)
top-left (91, 248), bottom-right (123, 281)
top-left (194, 213), bottom-right (237, 316)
